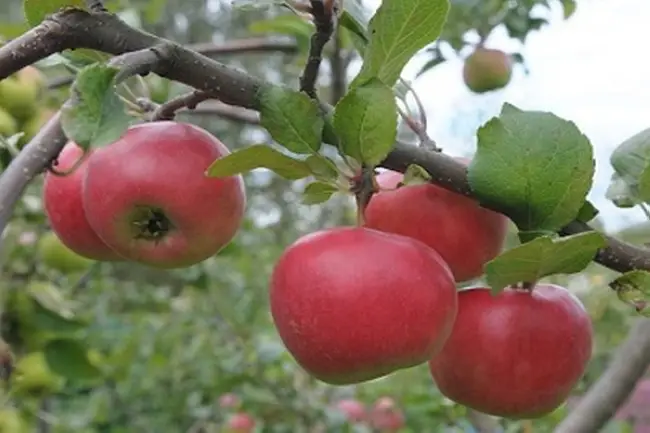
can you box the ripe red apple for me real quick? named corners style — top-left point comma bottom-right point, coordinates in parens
top-left (82, 121), bottom-right (246, 269)
top-left (364, 162), bottom-right (509, 282)
top-left (43, 143), bottom-right (123, 261)
top-left (462, 47), bottom-right (513, 93)
top-left (370, 397), bottom-right (406, 431)
top-left (335, 399), bottom-right (367, 423)
top-left (225, 412), bottom-right (255, 433)
top-left (218, 393), bottom-right (241, 409)
top-left (270, 226), bottom-right (458, 385)
top-left (429, 285), bottom-right (593, 419)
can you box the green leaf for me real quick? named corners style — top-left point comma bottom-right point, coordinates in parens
top-left (60, 64), bottom-right (134, 150)
top-left (332, 78), bottom-right (397, 166)
top-left (44, 338), bottom-right (103, 381)
top-left (205, 144), bottom-right (311, 180)
top-left (259, 86), bottom-right (324, 155)
top-left (339, 2), bottom-right (371, 54)
top-left (402, 164), bottom-right (432, 186)
top-left (468, 103), bottom-right (595, 232)
top-left (561, 0), bottom-right (577, 19)
top-left (351, 0), bottom-right (450, 88)
top-left (302, 181), bottom-right (338, 205)
top-left (60, 49), bottom-right (113, 68)
top-left (26, 282), bottom-right (87, 334)
top-left (606, 172), bottom-right (639, 208)
top-left (638, 163), bottom-right (650, 203)
top-left (24, 0), bottom-right (86, 27)
top-left (576, 200), bottom-right (599, 223)
top-left (485, 231), bottom-right (607, 294)
top-left (609, 270), bottom-right (650, 317)
top-left (305, 155), bottom-right (339, 182)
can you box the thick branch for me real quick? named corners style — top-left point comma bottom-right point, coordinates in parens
top-left (0, 112), bottom-right (66, 233)
top-left (554, 319), bottom-right (650, 433)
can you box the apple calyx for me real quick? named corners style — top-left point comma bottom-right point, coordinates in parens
top-left (129, 206), bottom-right (175, 241)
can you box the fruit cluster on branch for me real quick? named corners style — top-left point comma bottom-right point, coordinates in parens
top-left (0, 8), bottom-right (648, 277)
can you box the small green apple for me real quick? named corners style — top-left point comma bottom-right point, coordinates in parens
top-left (37, 231), bottom-right (95, 274)
top-left (10, 352), bottom-right (64, 397)
top-left (0, 107), bottom-right (17, 137)
top-left (0, 407), bottom-right (29, 433)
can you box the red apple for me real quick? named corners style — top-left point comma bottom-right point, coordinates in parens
top-left (82, 121), bottom-right (246, 269)
top-left (270, 226), bottom-right (458, 385)
top-left (43, 143), bottom-right (123, 261)
top-left (218, 393), bottom-right (241, 409)
top-left (364, 162), bottom-right (509, 282)
top-left (370, 397), bottom-right (406, 431)
top-left (429, 285), bottom-right (593, 419)
top-left (335, 399), bottom-right (367, 423)
top-left (225, 412), bottom-right (255, 433)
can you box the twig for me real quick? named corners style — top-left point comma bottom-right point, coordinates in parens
top-left (328, 27), bottom-right (346, 104)
top-left (299, 0), bottom-right (336, 98)
top-left (396, 105), bottom-right (439, 151)
top-left (148, 91), bottom-right (214, 120)
top-left (554, 319), bottom-right (650, 433)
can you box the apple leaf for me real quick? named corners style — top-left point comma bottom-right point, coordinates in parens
top-left (468, 103), bottom-right (595, 232)
top-left (332, 78), bottom-right (397, 167)
top-left (26, 283), bottom-right (87, 334)
top-left (576, 200), bottom-right (599, 223)
top-left (609, 270), bottom-right (650, 317)
top-left (44, 338), bottom-right (103, 381)
top-left (0, 22), bottom-right (31, 39)
top-left (485, 231), bottom-right (607, 294)
top-left (302, 181), bottom-right (338, 205)
top-left (339, 1), bottom-right (371, 55)
top-left (638, 164), bottom-right (650, 203)
top-left (24, 0), bottom-right (86, 27)
top-left (351, 0), bottom-right (450, 88)
top-left (402, 164), bottom-right (432, 186)
top-left (305, 155), bottom-right (340, 182)
top-left (60, 49), bottom-right (113, 68)
top-left (606, 172), bottom-right (639, 208)
top-left (60, 64), bottom-right (134, 151)
top-left (561, 0), bottom-right (577, 19)
top-left (259, 86), bottom-right (324, 155)
top-left (205, 144), bottom-right (312, 180)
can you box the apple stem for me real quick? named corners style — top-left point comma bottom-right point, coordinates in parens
top-left (47, 151), bottom-right (89, 177)
top-left (351, 166), bottom-right (377, 227)
top-left (520, 281), bottom-right (537, 291)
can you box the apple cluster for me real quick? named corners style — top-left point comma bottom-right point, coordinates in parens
top-left (43, 121), bottom-right (246, 269)
top-left (269, 159), bottom-right (594, 420)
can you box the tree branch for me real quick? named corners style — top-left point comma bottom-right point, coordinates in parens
top-left (0, 8), bottom-right (649, 279)
top-left (554, 319), bottom-right (650, 433)
top-left (299, 0), bottom-right (336, 98)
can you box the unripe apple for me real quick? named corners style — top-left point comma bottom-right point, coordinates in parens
top-left (37, 231), bottom-right (95, 274)
top-left (10, 351), bottom-right (65, 397)
top-left (364, 162), bottom-right (509, 282)
top-left (0, 66), bottom-right (43, 122)
top-left (335, 399), bottom-right (367, 423)
top-left (82, 121), bottom-right (246, 269)
top-left (0, 407), bottom-right (29, 433)
top-left (225, 412), bottom-right (255, 433)
top-left (43, 142), bottom-right (123, 262)
top-left (270, 226), bottom-right (458, 385)
top-left (462, 47), bottom-right (512, 94)
top-left (429, 285), bottom-right (593, 419)
top-left (0, 106), bottom-right (17, 137)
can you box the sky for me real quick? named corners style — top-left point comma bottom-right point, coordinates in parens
top-left (362, 0), bottom-right (650, 233)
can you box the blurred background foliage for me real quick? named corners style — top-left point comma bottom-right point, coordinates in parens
top-left (0, 0), bottom-right (647, 432)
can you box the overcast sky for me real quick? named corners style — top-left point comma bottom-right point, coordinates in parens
top-left (362, 0), bottom-right (649, 233)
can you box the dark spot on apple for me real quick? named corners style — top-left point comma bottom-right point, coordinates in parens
top-left (131, 206), bottom-right (174, 241)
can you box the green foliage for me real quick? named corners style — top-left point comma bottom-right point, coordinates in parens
top-left (350, 0), bottom-right (450, 88)
top-left (607, 127), bottom-right (650, 207)
top-left (332, 78), bottom-right (397, 167)
top-left (609, 270), bottom-right (650, 317)
top-left (301, 181), bottom-right (339, 205)
top-left (469, 103), bottom-right (595, 232)
top-left (206, 144), bottom-right (312, 180)
top-left (44, 338), bottom-right (103, 382)
top-left (485, 232), bottom-right (607, 293)
top-left (23, 0), bottom-right (86, 27)
top-left (60, 64), bottom-right (133, 150)
top-left (258, 85), bottom-right (324, 154)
